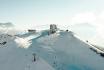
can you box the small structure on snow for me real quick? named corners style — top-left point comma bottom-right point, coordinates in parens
top-left (66, 30), bottom-right (69, 32)
top-left (49, 24), bottom-right (58, 34)
top-left (28, 29), bottom-right (36, 33)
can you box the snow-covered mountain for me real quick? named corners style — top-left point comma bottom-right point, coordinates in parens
top-left (0, 33), bottom-right (54, 70)
top-left (29, 30), bottom-right (104, 70)
top-left (0, 27), bottom-right (104, 70)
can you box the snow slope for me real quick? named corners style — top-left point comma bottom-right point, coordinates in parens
top-left (29, 30), bottom-right (104, 70)
top-left (0, 33), bottom-right (54, 70)
top-left (0, 29), bottom-right (104, 70)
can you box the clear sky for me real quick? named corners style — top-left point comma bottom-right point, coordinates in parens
top-left (1, 0), bottom-right (104, 46)
top-left (0, 0), bottom-right (104, 28)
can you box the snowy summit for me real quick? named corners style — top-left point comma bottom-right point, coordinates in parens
top-left (0, 24), bottom-right (104, 70)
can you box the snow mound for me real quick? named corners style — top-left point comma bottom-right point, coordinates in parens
top-left (15, 37), bottom-right (32, 48)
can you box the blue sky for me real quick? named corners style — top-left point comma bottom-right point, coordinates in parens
top-left (0, 0), bottom-right (104, 28)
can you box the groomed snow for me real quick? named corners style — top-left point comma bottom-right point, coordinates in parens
top-left (29, 30), bottom-right (104, 70)
top-left (0, 33), bottom-right (54, 70)
top-left (0, 30), bottom-right (104, 70)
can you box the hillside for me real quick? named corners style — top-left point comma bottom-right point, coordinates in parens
top-left (29, 30), bottom-right (104, 70)
top-left (0, 29), bottom-right (104, 70)
top-left (0, 33), bottom-right (54, 70)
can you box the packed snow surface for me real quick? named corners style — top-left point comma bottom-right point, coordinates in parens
top-left (0, 33), bottom-right (54, 70)
top-left (0, 30), bottom-right (104, 70)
